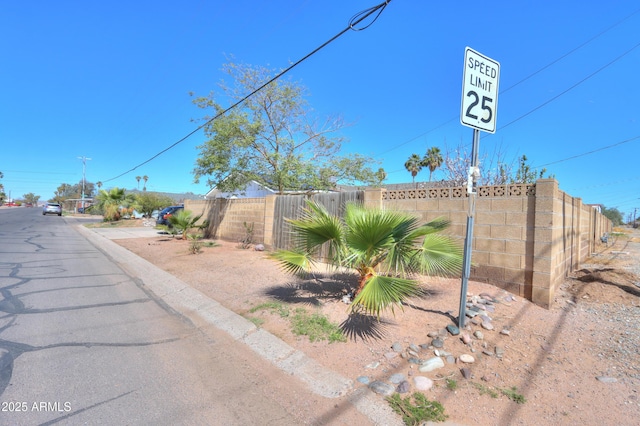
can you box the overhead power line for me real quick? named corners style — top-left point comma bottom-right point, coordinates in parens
top-left (500, 7), bottom-right (640, 94)
top-left (534, 135), bottom-right (640, 168)
top-left (102, 0), bottom-right (392, 184)
top-left (377, 6), bottom-right (640, 156)
top-left (496, 41), bottom-right (640, 132)
top-left (385, 134), bottom-right (640, 177)
top-left (384, 39), bottom-right (640, 172)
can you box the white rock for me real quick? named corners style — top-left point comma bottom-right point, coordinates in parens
top-left (419, 357), bottom-right (445, 372)
top-left (459, 354), bottom-right (475, 363)
top-left (413, 376), bottom-right (434, 391)
top-left (481, 321), bottom-right (494, 330)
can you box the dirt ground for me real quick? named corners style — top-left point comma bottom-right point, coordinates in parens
top-left (114, 225), bottom-right (640, 425)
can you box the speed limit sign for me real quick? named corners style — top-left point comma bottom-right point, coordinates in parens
top-left (460, 47), bottom-right (500, 133)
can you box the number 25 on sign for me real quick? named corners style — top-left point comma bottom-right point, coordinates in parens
top-left (460, 47), bottom-right (500, 133)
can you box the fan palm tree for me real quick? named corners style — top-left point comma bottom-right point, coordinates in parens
top-left (95, 187), bottom-right (134, 221)
top-left (135, 176), bottom-right (141, 190)
top-left (142, 175), bottom-right (149, 191)
top-left (404, 154), bottom-right (423, 185)
top-left (422, 147), bottom-right (443, 182)
top-left (271, 200), bottom-right (463, 317)
top-left (168, 209), bottom-right (205, 239)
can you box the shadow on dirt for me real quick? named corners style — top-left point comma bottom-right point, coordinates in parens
top-left (262, 272), bottom-right (355, 306)
top-left (339, 314), bottom-right (392, 342)
top-left (573, 267), bottom-right (640, 298)
top-left (262, 272), bottom-right (454, 341)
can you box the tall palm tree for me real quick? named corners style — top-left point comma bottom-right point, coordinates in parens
top-left (135, 176), bottom-right (141, 190)
top-left (422, 147), bottom-right (443, 182)
top-left (142, 175), bottom-right (149, 191)
top-left (404, 154), bottom-right (423, 185)
top-left (96, 181), bottom-right (103, 189)
top-left (271, 200), bottom-right (463, 317)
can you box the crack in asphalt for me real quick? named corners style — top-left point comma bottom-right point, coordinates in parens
top-left (0, 257), bottom-right (184, 399)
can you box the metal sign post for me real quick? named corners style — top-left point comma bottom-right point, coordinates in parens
top-left (458, 129), bottom-right (479, 327)
top-left (458, 47), bottom-right (500, 327)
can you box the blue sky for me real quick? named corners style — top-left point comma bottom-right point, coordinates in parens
top-left (1, 1), bottom-right (638, 219)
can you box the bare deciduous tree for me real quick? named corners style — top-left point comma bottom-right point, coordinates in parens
top-left (440, 141), bottom-right (515, 186)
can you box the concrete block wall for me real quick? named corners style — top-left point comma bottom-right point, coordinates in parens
top-left (531, 180), bottom-right (612, 307)
top-left (381, 184), bottom-right (536, 299)
top-left (185, 198), bottom-right (268, 243)
top-left (189, 178), bottom-right (611, 308)
top-left (531, 179), bottom-right (561, 307)
top-left (378, 179), bottom-right (610, 308)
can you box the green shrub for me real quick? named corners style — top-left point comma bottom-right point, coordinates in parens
top-left (291, 309), bottom-right (346, 343)
top-left (248, 304), bottom-right (346, 343)
top-left (387, 393), bottom-right (447, 424)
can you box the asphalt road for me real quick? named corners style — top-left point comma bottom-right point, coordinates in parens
top-left (0, 207), bottom-right (376, 425)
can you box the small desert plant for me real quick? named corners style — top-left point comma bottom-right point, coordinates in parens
top-left (290, 308), bottom-right (346, 343)
top-left (501, 386), bottom-right (526, 404)
top-left (237, 221), bottom-right (254, 249)
top-left (470, 382), bottom-right (526, 403)
top-left (249, 302), bottom-right (291, 318)
top-left (471, 382), bottom-right (499, 398)
top-left (246, 302), bottom-right (289, 330)
top-left (471, 382), bottom-right (500, 398)
top-left (387, 392), bottom-right (448, 424)
top-left (248, 317), bottom-right (265, 327)
top-left (168, 209), bottom-right (204, 239)
top-left (187, 233), bottom-right (204, 254)
top-left (445, 378), bottom-right (458, 391)
top-left (247, 304), bottom-right (345, 343)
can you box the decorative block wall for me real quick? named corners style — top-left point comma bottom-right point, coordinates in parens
top-left (377, 179), bottom-right (611, 307)
top-left (187, 178), bottom-right (611, 308)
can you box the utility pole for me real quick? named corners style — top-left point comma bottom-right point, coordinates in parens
top-left (78, 156), bottom-right (92, 212)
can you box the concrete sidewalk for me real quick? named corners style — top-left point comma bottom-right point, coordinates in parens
top-left (78, 225), bottom-right (404, 425)
top-left (85, 225), bottom-right (165, 240)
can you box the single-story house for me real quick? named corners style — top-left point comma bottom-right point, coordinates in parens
top-left (204, 180), bottom-right (277, 199)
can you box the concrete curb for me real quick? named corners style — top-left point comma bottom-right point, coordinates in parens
top-left (78, 226), bottom-right (402, 425)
